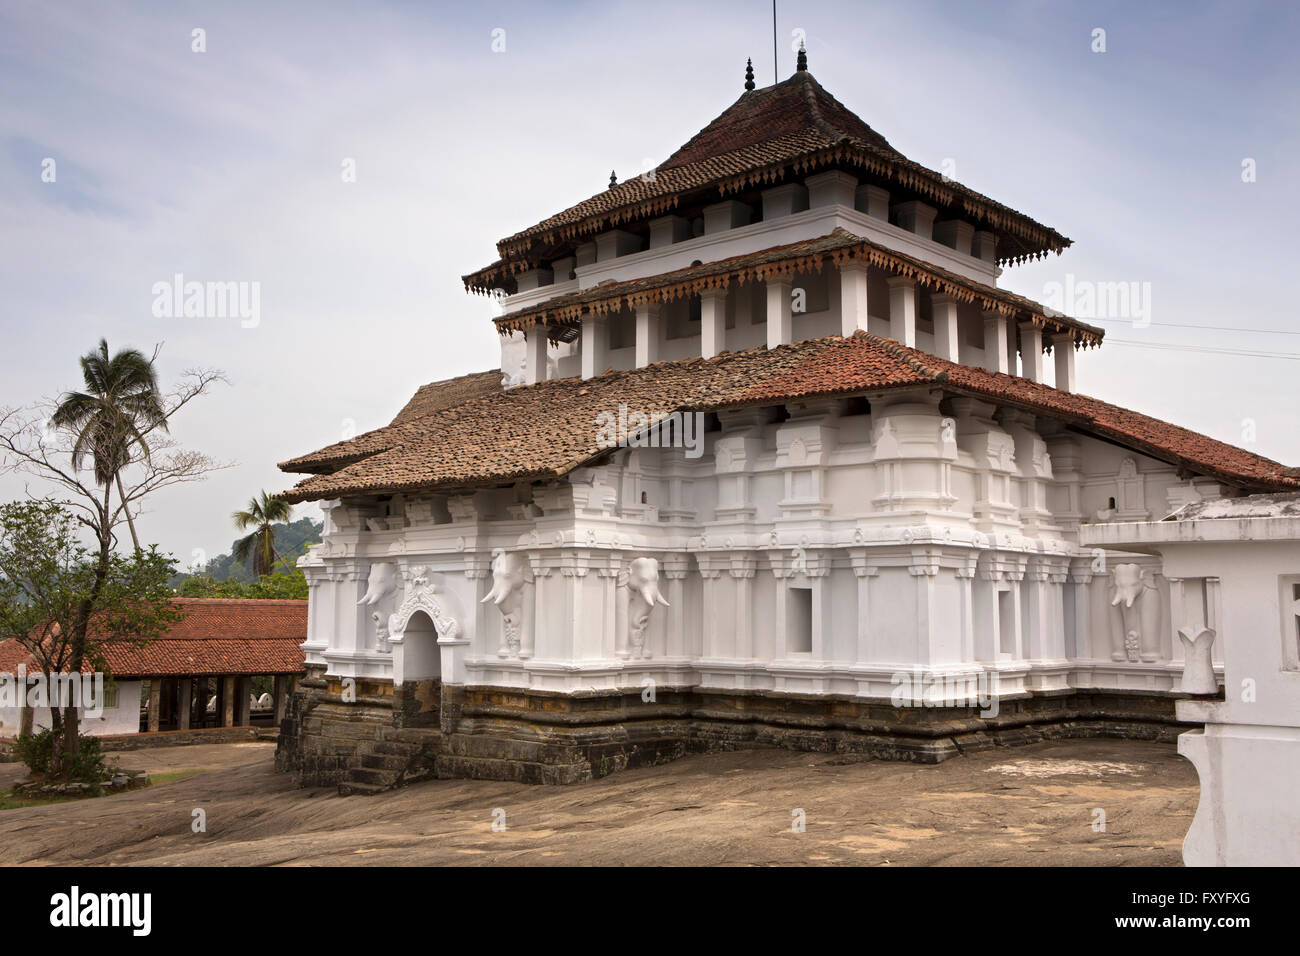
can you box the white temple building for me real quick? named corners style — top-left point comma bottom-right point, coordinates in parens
top-left (275, 52), bottom-right (1300, 859)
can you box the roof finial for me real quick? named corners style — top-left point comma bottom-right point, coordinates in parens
top-left (744, 57), bottom-right (755, 91)
top-left (796, 41), bottom-right (807, 72)
top-left (609, 170), bottom-right (617, 187)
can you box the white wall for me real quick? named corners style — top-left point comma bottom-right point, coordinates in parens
top-left (0, 679), bottom-right (142, 738)
top-left (301, 383), bottom-right (1215, 703)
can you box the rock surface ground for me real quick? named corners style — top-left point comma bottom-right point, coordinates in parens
top-left (0, 738), bottom-right (1196, 865)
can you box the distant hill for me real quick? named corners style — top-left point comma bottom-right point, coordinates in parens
top-left (179, 516), bottom-right (323, 584)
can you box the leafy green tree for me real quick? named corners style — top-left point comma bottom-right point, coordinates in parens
top-left (0, 501), bottom-right (183, 776)
top-left (232, 491), bottom-right (293, 578)
top-left (176, 565), bottom-right (308, 600)
top-left (50, 340), bottom-right (167, 553)
top-left (0, 342), bottom-right (224, 764)
top-left (180, 516), bottom-right (320, 584)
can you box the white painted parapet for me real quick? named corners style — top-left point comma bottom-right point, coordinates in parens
top-left (1082, 500), bottom-right (1300, 866)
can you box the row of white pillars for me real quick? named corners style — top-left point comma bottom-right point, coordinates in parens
top-left (554, 265), bottom-right (1078, 390)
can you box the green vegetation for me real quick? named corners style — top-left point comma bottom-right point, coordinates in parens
top-left (50, 339), bottom-right (168, 554)
top-left (0, 767), bottom-right (207, 810)
top-left (14, 727), bottom-right (108, 788)
top-left (175, 515), bottom-right (321, 593)
top-left (177, 563), bottom-right (309, 600)
top-left (0, 500), bottom-right (184, 776)
top-left (232, 491), bottom-right (295, 578)
top-left (0, 338), bottom-right (222, 768)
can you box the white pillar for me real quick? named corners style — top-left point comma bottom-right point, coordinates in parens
top-left (581, 315), bottom-right (608, 380)
top-left (766, 278), bottom-right (793, 349)
top-left (805, 170), bottom-right (857, 208)
top-left (701, 289), bottom-right (726, 359)
top-left (934, 220), bottom-right (975, 255)
top-left (894, 200), bottom-right (938, 240)
top-left (595, 230), bottom-right (639, 261)
top-left (761, 183), bottom-right (807, 220)
top-left (855, 184), bottom-right (889, 219)
top-left (635, 304), bottom-right (660, 367)
top-left (839, 262), bottom-right (869, 337)
top-left (931, 294), bottom-right (959, 362)
top-left (887, 276), bottom-right (917, 348)
top-left (1020, 321), bottom-right (1044, 383)
top-left (524, 327), bottom-right (548, 385)
top-left (1053, 334), bottom-right (1076, 391)
top-left (982, 311), bottom-right (1008, 374)
top-left (703, 200), bottom-right (751, 234)
top-left (648, 215), bottom-right (690, 249)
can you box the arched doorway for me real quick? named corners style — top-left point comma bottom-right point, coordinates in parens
top-left (401, 610), bottom-right (441, 682)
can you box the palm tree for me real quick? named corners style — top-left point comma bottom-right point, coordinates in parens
top-left (233, 491), bottom-right (293, 578)
top-left (50, 339), bottom-right (166, 552)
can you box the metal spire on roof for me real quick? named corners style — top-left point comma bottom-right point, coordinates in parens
top-left (796, 41), bottom-right (807, 72)
top-left (744, 57), bottom-right (755, 91)
top-left (609, 170), bottom-right (617, 187)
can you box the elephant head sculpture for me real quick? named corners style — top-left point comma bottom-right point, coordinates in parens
top-left (1108, 563), bottom-right (1161, 662)
top-left (623, 557), bottom-right (669, 660)
top-left (480, 551), bottom-right (532, 658)
top-left (357, 562), bottom-right (399, 650)
top-left (1110, 564), bottom-right (1147, 608)
top-left (357, 562), bottom-right (397, 607)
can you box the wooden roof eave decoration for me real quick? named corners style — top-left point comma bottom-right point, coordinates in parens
top-left (491, 232), bottom-right (1104, 348)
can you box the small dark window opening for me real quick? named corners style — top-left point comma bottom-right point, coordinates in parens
top-left (787, 587), bottom-right (813, 653)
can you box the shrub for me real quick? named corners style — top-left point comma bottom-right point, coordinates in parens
top-left (14, 728), bottom-right (56, 775)
top-left (14, 729), bottom-right (109, 787)
top-left (65, 734), bottom-right (108, 786)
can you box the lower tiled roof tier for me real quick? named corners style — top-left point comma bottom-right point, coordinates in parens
top-left (278, 333), bottom-right (1298, 502)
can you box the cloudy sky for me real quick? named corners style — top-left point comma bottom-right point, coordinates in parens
top-left (1, 0), bottom-right (1297, 568)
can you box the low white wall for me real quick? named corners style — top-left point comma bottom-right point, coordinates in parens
top-left (0, 680), bottom-right (142, 738)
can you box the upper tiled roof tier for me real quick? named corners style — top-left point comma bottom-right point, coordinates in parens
top-left (277, 333), bottom-right (1298, 502)
top-left (490, 227), bottom-right (1104, 346)
top-left (465, 71), bottom-right (1071, 293)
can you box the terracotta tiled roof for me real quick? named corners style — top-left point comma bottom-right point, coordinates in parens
top-left (282, 370), bottom-right (502, 474)
top-left (0, 599), bottom-right (307, 678)
top-left (277, 332), bottom-right (1298, 502)
top-left (466, 71), bottom-right (1070, 291)
top-left (492, 228), bottom-right (1104, 345)
top-left (390, 370), bottom-right (501, 425)
top-left (96, 638), bottom-right (305, 678)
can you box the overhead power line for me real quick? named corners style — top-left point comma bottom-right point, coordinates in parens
top-left (1105, 338), bottom-right (1300, 361)
top-left (1099, 320), bottom-right (1300, 336)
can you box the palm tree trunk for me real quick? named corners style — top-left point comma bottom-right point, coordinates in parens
top-left (259, 526), bottom-right (274, 578)
top-left (115, 472), bottom-right (141, 553)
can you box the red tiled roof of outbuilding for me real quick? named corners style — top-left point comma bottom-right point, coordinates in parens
top-left (0, 599), bottom-right (307, 679)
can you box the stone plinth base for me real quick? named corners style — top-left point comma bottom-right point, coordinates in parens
top-left (1176, 699), bottom-right (1300, 866)
top-left (277, 667), bottom-right (1193, 791)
